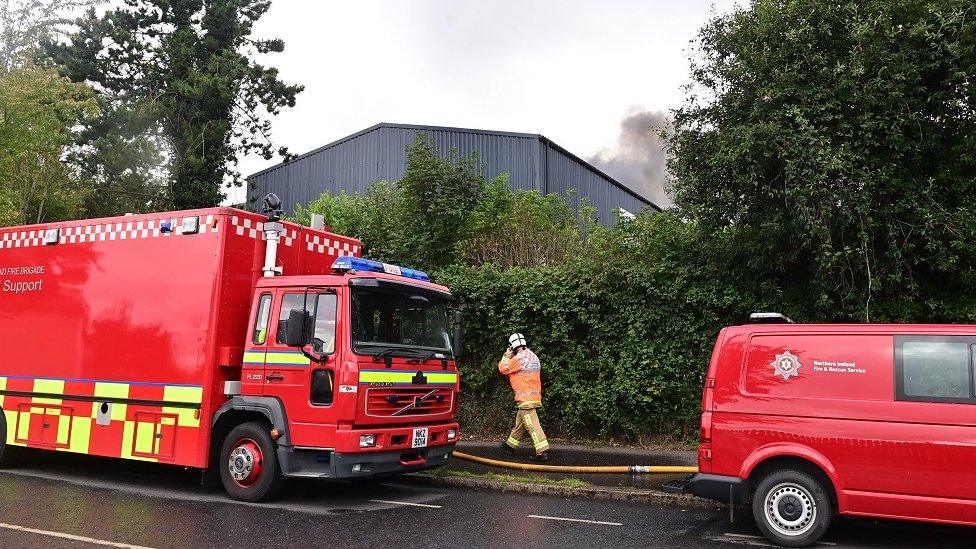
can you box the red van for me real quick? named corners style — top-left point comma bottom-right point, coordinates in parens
top-left (687, 313), bottom-right (976, 547)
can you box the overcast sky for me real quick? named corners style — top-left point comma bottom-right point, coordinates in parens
top-left (233, 0), bottom-right (741, 205)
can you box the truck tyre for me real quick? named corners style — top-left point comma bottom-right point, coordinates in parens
top-left (0, 413), bottom-right (17, 467)
top-left (0, 414), bottom-right (7, 466)
top-left (219, 422), bottom-right (284, 502)
top-left (751, 469), bottom-right (832, 548)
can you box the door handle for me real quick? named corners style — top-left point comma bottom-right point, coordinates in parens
top-left (266, 373), bottom-right (284, 382)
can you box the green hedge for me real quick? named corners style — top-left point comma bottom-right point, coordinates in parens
top-left (435, 214), bottom-right (772, 441)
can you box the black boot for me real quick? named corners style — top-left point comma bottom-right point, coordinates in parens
top-left (500, 441), bottom-right (517, 456)
top-left (530, 451), bottom-right (550, 463)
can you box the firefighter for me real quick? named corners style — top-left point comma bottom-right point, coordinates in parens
top-left (498, 333), bottom-right (551, 462)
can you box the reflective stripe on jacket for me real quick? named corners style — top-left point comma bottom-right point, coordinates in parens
top-left (498, 348), bottom-right (542, 408)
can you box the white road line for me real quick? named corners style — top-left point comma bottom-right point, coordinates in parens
top-left (527, 514), bottom-right (622, 526)
top-left (369, 499), bottom-right (442, 509)
top-left (0, 522), bottom-right (155, 549)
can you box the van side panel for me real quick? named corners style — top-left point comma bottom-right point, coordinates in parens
top-left (710, 329), bottom-right (976, 524)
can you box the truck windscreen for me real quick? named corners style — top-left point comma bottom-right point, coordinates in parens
top-left (351, 287), bottom-right (453, 355)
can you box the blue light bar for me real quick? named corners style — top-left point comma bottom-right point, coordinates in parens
top-left (332, 256), bottom-right (431, 282)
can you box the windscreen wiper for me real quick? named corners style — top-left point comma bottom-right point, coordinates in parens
top-left (407, 350), bottom-right (451, 369)
top-left (371, 347), bottom-right (415, 367)
top-left (409, 350), bottom-right (440, 363)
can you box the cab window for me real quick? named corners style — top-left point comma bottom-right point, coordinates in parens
top-left (311, 370), bottom-right (334, 405)
top-left (275, 294), bottom-right (306, 345)
top-left (896, 336), bottom-right (975, 403)
top-left (252, 294), bottom-right (272, 344)
top-left (311, 293), bottom-right (337, 355)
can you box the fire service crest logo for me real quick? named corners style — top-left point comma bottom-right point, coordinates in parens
top-left (770, 350), bottom-right (802, 381)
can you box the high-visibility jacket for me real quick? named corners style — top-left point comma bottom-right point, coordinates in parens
top-left (498, 348), bottom-right (542, 409)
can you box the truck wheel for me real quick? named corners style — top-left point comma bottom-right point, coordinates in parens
top-left (751, 469), bottom-right (832, 548)
top-left (219, 422), bottom-right (283, 502)
top-left (0, 413), bottom-right (17, 467)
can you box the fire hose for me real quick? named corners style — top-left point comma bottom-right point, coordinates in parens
top-left (451, 451), bottom-right (699, 474)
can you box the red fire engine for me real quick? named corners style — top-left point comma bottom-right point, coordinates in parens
top-left (0, 199), bottom-right (461, 501)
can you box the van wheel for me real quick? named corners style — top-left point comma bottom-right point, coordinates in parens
top-left (751, 469), bottom-right (831, 548)
top-left (219, 422), bottom-right (284, 502)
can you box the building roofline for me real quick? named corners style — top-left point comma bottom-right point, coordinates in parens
top-left (535, 134), bottom-right (661, 212)
top-left (247, 122), bottom-right (662, 211)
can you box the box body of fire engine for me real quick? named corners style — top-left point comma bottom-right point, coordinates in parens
top-left (0, 208), bottom-right (360, 468)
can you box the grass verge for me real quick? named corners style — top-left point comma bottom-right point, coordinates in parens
top-left (427, 467), bottom-right (590, 489)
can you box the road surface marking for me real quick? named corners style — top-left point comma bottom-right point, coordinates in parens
top-left (0, 523), bottom-right (155, 549)
top-left (370, 499), bottom-right (442, 509)
top-left (527, 514), bottom-right (622, 526)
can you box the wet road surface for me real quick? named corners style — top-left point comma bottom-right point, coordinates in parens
top-left (0, 451), bottom-right (972, 548)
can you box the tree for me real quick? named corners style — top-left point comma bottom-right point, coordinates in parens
top-left (45, 0), bottom-right (303, 210)
top-left (666, 0), bottom-right (976, 321)
top-left (292, 182), bottom-right (407, 262)
top-left (68, 101), bottom-right (172, 217)
top-left (397, 134), bottom-right (486, 271)
top-left (0, 0), bottom-right (97, 73)
top-left (0, 65), bottom-right (98, 226)
top-left (293, 134), bottom-right (594, 271)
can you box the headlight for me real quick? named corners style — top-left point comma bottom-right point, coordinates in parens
top-left (360, 434), bottom-right (376, 448)
top-left (447, 429), bottom-right (457, 440)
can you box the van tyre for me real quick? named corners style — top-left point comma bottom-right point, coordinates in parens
top-left (219, 422), bottom-right (284, 502)
top-left (752, 469), bottom-right (831, 548)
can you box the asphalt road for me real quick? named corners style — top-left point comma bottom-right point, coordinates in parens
top-left (0, 452), bottom-right (972, 548)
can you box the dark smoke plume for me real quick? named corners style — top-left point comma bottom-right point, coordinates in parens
top-left (588, 109), bottom-right (671, 208)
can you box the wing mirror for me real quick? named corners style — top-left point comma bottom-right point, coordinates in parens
top-left (284, 309), bottom-right (312, 347)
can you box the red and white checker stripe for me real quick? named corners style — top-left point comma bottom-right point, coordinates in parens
top-left (229, 215), bottom-right (297, 246)
top-left (306, 234), bottom-right (360, 256)
top-left (0, 230), bottom-right (42, 249)
top-left (0, 215), bottom-right (217, 249)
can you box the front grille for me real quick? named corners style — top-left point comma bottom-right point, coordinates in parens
top-left (365, 387), bottom-right (453, 417)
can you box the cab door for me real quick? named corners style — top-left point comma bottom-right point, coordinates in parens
top-left (242, 293), bottom-right (274, 396)
top-left (265, 289), bottom-right (340, 447)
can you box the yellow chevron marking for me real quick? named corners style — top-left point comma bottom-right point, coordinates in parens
top-left (264, 352), bottom-right (310, 365)
top-left (92, 383), bottom-right (129, 421)
top-left (3, 409), bottom-right (16, 446)
top-left (59, 416), bottom-right (91, 454)
top-left (32, 379), bottom-right (64, 405)
top-left (120, 421), bottom-right (158, 463)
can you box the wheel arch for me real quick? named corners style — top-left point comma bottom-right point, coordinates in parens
top-left (742, 446), bottom-right (842, 510)
top-left (209, 396), bottom-right (291, 472)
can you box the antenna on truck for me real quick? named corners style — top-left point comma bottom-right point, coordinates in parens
top-left (262, 193), bottom-right (284, 277)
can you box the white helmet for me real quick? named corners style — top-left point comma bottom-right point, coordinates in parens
top-left (508, 333), bottom-right (527, 350)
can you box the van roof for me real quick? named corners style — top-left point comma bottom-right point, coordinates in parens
top-left (727, 323), bottom-right (976, 336)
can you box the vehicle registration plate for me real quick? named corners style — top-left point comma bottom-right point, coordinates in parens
top-left (411, 427), bottom-right (429, 448)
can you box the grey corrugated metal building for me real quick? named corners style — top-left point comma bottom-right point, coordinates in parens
top-left (246, 123), bottom-right (659, 224)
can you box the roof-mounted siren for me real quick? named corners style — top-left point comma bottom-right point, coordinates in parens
top-left (749, 312), bottom-right (794, 324)
top-left (262, 193), bottom-right (284, 277)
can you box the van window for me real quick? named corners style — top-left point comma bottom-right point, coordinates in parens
top-left (896, 337), bottom-right (974, 403)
